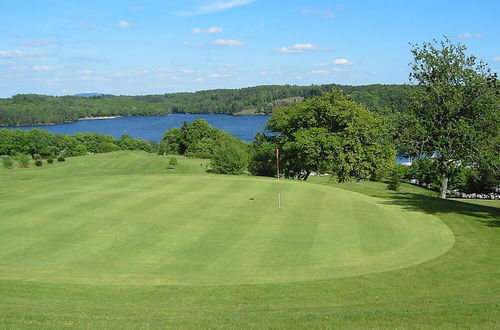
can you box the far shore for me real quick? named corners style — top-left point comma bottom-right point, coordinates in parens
top-left (78, 116), bottom-right (122, 121)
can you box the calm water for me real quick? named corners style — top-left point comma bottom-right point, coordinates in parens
top-left (4, 114), bottom-right (270, 143)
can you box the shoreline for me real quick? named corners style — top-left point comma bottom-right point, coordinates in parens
top-left (78, 116), bottom-right (122, 121)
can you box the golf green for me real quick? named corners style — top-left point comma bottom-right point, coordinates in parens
top-left (0, 172), bottom-right (454, 286)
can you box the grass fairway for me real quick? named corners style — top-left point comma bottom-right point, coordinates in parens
top-left (0, 152), bottom-right (499, 328)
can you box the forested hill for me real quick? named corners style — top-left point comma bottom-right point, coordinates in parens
top-left (0, 84), bottom-right (408, 126)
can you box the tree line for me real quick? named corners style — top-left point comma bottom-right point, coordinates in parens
top-left (0, 128), bottom-right (155, 160)
top-left (0, 84), bottom-right (408, 126)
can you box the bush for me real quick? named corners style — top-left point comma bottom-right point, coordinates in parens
top-left (2, 156), bottom-right (13, 169)
top-left (17, 154), bottom-right (30, 168)
top-left (168, 156), bottom-right (178, 169)
top-left (35, 159), bottom-right (43, 167)
top-left (211, 138), bottom-right (249, 175)
top-left (33, 153), bottom-right (42, 160)
top-left (387, 165), bottom-right (407, 191)
top-left (57, 155), bottom-right (66, 162)
top-left (47, 157), bottom-right (54, 164)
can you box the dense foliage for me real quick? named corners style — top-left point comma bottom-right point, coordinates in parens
top-left (158, 119), bottom-right (249, 174)
top-left (396, 37), bottom-right (499, 198)
top-left (264, 89), bottom-right (395, 181)
top-left (0, 129), bottom-right (155, 160)
top-left (405, 157), bottom-right (499, 195)
top-left (0, 84), bottom-right (409, 126)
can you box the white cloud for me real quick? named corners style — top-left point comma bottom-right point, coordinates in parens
top-left (117, 21), bottom-right (133, 28)
top-left (180, 69), bottom-right (194, 73)
top-left (194, 77), bottom-right (204, 82)
top-left (0, 50), bottom-right (26, 58)
top-left (180, 0), bottom-right (255, 16)
top-left (302, 8), bottom-right (334, 19)
top-left (275, 43), bottom-right (329, 53)
top-left (110, 72), bottom-right (132, 77)
top-left (458, 33), bottom-right (482, 39)
top-left (308, 70), bottom-right (329, 74)
top-left (213, 39), bottom-right (245, 46)
top-left (80, 76), bottom-right (106, 81)
top-left (493, 56), bottom-right (500, 62)
top-left (192, 27), bottom-right (223, 34)
top-left (333, 58), bottom-right (352, 65)
top-left (76, 70), bottom-right (93, 75)
top-left (32, 65), bottom-right (56, 71)
top-left (210, 73), bottom-right (232, 78)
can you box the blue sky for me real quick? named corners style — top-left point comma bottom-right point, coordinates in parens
top-left (0, 0), bottom-right (499, 97)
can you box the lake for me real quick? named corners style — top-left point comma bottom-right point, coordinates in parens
top-left (4, 114), bottom-right (270, 143)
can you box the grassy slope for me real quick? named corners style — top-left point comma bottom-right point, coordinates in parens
top-left (0, 153), bottom-right (499, 328)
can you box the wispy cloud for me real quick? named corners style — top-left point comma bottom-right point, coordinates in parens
top-left (179, 0), bottom-right (255, 16)
top-left (275, 43), bottom-right (329, 54)
top-left (32, 65), bottom-right (56, 71)
top-left (192, 27), bottom-right (223, 34)
top-left (76, 70), bottom-right (93, 75)
top-left (117, 20), bottom-right (133, 28)
top-left (458, 33), bottom-right (482, 39)
top-left (492, 56), bottom-right (500, 62)
top-left (80, 76), bottom-right (106, 81)
top-left (17, 40), bottom-right (58, 47)
top-left (0, 50), bottom-right (27, 58)
top-left (333, 58), bottom-right (352, 65)
top-left (302, 8), bottom-right (334, 19)
top-left (308, 70), bottom-right (329, 74)
top-left (210, 73), bottom-right (232, 78)
top-left (213, 39), bottom-right (245, 46)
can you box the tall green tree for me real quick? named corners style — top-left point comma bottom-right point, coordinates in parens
top-left (267, 89), bottom-right (395, 181)
top-left (397, 37), bottom-right (499, 198)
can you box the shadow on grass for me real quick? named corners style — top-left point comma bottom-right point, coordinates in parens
top-left (379, 193), bottom-right (500, 227)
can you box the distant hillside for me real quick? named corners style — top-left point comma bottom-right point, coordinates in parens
top-left (74, 93), bottom-right (105, 98)
top-left (0, 84), bottom-right (409, 126)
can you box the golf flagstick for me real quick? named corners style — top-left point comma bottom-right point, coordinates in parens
top-left (276, 148), bottom-right (281, 209)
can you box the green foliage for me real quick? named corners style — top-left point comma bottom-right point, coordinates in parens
top-left (159, 127), bottom-right (182, 155)
top-left (408, 158), bottom-right (441, 188)
top-left (387, 165), bottom-right (407, 191)
top-left (168, 156), bottom-right (178, 169)
top-left (0, 85), bottom-right (410, 126)
top-left (47, 157), bottom-right (54, 164)
top-left (0, 129), bottom-right (153, 158)
top-left (248, 133), bottom-right (277, 177)
top-left (57, 155), bottom-right (66, 162)
top-left (160, 119), bottom-right (247, 158)
top-left (34, 159), bottom-right (43, 167)
top-left (397, 37), bottom-right (499, 198)
top-left (1, 156), bottom-right (13, 169)
top-left (16, 154), bottom-right (30, 168)
top-left (267, 89), bottom-right (395, 181)
top-left (118, 135), bottom-right (154, 153)
top-left (210, 137), bottom-right (249, 175)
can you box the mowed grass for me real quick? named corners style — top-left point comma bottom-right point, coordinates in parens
top-left (0, 151), bottom-right (499, 328)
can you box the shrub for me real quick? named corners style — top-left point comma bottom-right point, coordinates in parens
top-left (387, 165), bottom-right (407, 191)
top-left (2, 156), bottom-right (13, 169)
top-left (211, 137), bottom-right (249, 175)
top-left (57, 155), bottom-right (66, 162)
top-left (33, 153), bottom-right (42, 160)
top-left (35, 159), bottom-right (43, 167)
top-left (17, 154), bottom-right (30, 168)
top-left (168, 156), bottom-right (178, 169)
top-left (47, 157), bottom-right (54, 164)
